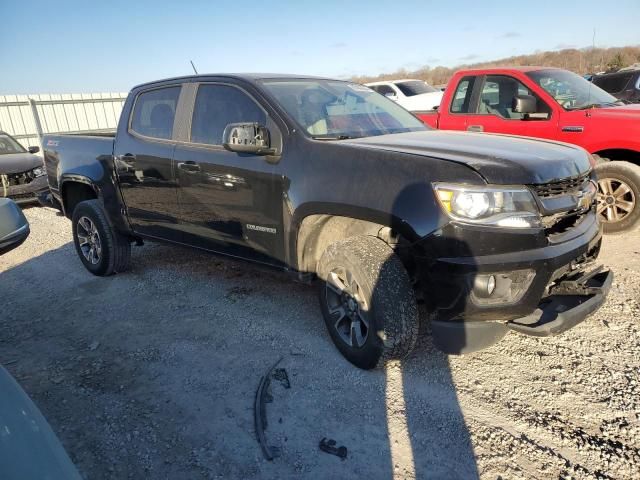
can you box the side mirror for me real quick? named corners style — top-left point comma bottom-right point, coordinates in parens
top-left (0, 198), bottom-right (30, 256)
top-left (222, 123), bottom-right (275, 155)
top-left (28, 146), bottom-right (40, 154)
top-left (512, 94), bottom-right (537, 114)
top-left (384, 92), bottom-right (398, 100)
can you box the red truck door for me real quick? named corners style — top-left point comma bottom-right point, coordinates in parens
top-left (460, 74), bottom-right (556, 139)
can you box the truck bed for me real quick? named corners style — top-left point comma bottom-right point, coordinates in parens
top-left (42, 132), bottom-right (116, 199)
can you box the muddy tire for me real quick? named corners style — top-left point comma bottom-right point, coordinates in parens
top-left (594, 161), bottom-right (640, 234)
top-left (317, 235), bottom-right (419, 370)
top-left (72, 199), bottom-right (131, 276)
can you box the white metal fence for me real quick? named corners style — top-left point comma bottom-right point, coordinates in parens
top-left (0, 93), bottom-right (128, 151)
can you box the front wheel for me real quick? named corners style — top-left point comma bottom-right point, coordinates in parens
top-left (594, 161), bottom-right (640, 234)
top-left (317, 236), bottom-right (419, 370)
top-left (72, 199), bottom-right (131, 276)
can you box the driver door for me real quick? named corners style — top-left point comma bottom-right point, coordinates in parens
top-left (464, 75), bottom-right (555, 138)
top-left (173, 83), bottom-right (285, 266)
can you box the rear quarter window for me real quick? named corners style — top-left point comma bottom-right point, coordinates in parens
top-left (450, 76), bottom-right (476, 113)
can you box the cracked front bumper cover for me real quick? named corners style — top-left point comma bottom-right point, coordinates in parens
top-left (507, 267), bottom-right (613, 337)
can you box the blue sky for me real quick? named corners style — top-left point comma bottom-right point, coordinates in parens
top-left (1, 0), bottom-right (639, 94)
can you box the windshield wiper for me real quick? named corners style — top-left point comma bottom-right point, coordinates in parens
top-left (311, 135), bottom-right (357, 140)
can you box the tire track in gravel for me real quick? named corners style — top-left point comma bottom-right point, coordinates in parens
top-left (460, 398), bottom-right (618, 480)
top-left (458, 386), bottom-right (638, 479)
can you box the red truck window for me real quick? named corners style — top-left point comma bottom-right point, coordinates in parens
top-left (450, 77), bottom-right (476, 113)
top-left (475, 75), bottom-right (551, 120)
top-left (478, 75), bottom-right (533, 119)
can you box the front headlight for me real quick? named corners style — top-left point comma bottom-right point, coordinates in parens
top-left (32, 166), bottom-right (45, 177)
top-left (433, 183), bottom-right (541, 228)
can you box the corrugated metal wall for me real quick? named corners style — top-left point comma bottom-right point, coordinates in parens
top-left (0, 93), bottom-right (128, 150)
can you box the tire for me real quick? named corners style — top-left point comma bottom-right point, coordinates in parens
top-left (317, 235), bottom-right (419, 370)
top-left (594, 161), bottom-right (640, 234)
top-left (71, 199), bottom-right (131, 276)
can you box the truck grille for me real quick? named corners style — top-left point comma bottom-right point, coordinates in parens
top-left (532, 172), bottom-right (591, 198)
top-left (3, 170), bottom-right (38, 187)
top-left (530, 172), bottom-right (595, 238)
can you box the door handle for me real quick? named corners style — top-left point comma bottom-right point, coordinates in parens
top-left (467, 125), bottom-right (484, 133)
top-left (177, 161), bottom-right (201, 173)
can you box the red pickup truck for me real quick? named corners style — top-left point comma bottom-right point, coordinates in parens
top-left (417, 67), bottom-right (640, 233)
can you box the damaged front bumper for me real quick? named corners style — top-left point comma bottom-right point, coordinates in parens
top-left (507, 266), bottom-right (613, 336)
top-left (417, 211), bottom-right (612, 353)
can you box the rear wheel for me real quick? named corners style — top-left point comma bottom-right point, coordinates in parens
top-left (317, 235), bottom-right (419, 370)
top-left (72, 199), bottom-right (131, 276)
top-left (594, 161), bottom-right (640, 233)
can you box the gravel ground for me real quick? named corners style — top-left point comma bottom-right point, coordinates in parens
top-left (1, 206), bottom-right (639, 479)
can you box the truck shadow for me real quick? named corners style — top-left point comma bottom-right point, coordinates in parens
top-left (0, 201), bottom-right (481, 479)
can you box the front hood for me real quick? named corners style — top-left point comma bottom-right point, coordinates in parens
top-left (587, 103), bottom-right (640, 120)
top-left (413, 91), bottom-right (444, 100)
top-left (0, 153), bottom-right (42, 174)
top-left (405, 91), bottom-right (444, 108)
top-left (344, 130), bottom-right (591, 184)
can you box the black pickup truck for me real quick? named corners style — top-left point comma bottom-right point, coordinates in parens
top-left (43, 74), bottom-right (612, 369)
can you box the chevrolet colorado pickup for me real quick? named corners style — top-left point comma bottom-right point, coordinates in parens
top-left (416, 67), bottom-right (640, 233)
top-left (43, 74), bottom-right (611, 369)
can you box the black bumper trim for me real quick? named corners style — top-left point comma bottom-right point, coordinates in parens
top-left (431, 318), bottom-right (509, 355)
top-left (507, 269), bottom-right (613, 337)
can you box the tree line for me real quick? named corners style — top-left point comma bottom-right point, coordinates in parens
top-left (352, 46), bottom-right (640, 87)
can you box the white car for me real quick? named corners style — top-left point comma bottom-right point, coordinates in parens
top-left (366, 79), bottom-right (444, 111)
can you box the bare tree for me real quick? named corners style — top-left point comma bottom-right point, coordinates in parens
top-left (352, 46), bottom-right (640, 86)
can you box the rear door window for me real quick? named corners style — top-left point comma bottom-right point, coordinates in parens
top-left (130, 86), bottom-right (181, 140)
top-left (190, 84), bottom-right (266, 145)
top-left (450, 76), bottom-right (476, 113)
top-left (371, 84), bottom-right (396, 96)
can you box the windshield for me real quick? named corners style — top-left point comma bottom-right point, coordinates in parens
top-left (0, 133), bottom-right (27, 155)
top-left (526, 69), bottom-right (621, 110)
top-left (261, 79), bottom-right (427, 139)
top-left (395, 80), bottom-right (438, 96)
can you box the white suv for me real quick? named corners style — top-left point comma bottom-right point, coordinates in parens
top-left (366, 79), bottom-right (444, 111)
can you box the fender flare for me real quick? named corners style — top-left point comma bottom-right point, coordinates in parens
top-left (287, 202), bottom-right (427, 272)
top-left (59, 174), bottom-right (102, 216)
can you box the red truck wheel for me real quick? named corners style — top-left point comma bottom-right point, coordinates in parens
top-left (594, 161), bottom-right (640, 234)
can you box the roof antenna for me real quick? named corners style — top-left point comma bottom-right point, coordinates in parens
top-left (190, 60), bottom-right (199, 75)
top-left (586, 28), bottom-right (595, 110)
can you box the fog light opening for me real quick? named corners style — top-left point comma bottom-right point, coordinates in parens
top-left (471, 269), bottom-right (536, 306)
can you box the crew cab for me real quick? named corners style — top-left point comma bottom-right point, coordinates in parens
top-left (415, 67), bottom-right (640, 233)
top-left (366, 79), bottom-right (444, 111)
top-left (43, 74), bottom-right (611, 369)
